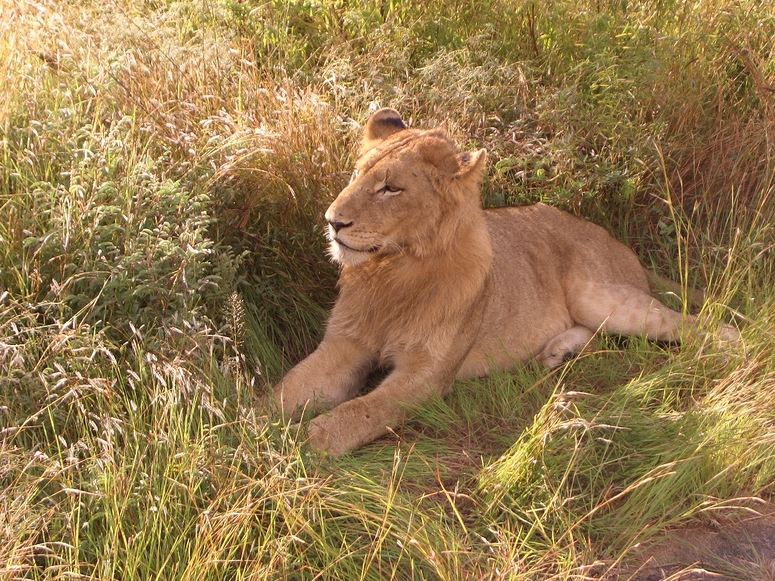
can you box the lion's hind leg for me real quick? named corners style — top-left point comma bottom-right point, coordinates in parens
top-left (568, 282), bottom-right (692, 342)
top-left (539, 325), bottom-right (595, 368)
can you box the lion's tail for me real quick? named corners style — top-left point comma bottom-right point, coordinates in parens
top-left (646, 271), bottom-right (706, 309)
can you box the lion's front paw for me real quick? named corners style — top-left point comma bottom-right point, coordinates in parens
top-left (308, 412), bottom-right (348, 456)
top-left (273, 383), bottom-right (310, 421)
top-left (308, 399), bottom-right (383, 456)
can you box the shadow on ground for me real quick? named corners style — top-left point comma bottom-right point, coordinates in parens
top-left (622, 502), bottom-right (775, 580)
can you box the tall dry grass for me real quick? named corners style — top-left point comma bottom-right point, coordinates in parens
top-left (1, 0), bottom-right (774, 578)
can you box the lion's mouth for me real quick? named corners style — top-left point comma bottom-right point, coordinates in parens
top-left (334, 238), bottom-right (380, 254)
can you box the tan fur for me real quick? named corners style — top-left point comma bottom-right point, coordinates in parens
top-left (274, 109), bottom-right (739, 455)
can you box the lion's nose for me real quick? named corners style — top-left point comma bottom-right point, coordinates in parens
top-left (328, 219), bottom-right (353, 233)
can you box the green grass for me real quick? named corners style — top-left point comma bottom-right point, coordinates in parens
top-left (1, 0), bottom-right (774, 578)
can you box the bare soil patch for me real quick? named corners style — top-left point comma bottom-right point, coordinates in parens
top-left (623, 503), bottom-right (775, 580)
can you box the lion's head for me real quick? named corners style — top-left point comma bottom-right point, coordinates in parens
top-left (324, 109), bottom-right (488, 267)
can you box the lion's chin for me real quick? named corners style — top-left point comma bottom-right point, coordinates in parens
top-left (328, 240), bottom-right (373, 267)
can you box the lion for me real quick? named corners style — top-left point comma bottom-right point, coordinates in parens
top-left (274, 108), bottom-right (739, 456)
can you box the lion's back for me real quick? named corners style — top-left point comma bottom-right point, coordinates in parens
top-left (483, 203), bottom-right (649, 292)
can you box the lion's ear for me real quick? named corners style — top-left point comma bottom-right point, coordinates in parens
top-left (455, 149), bottom-right (487, 182)
top-left (361, 108), bottom-right (407, 152)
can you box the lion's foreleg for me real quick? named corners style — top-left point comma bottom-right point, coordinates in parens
top-left (307, 350), bottom-right (451, 455)
top-left (273, 334), bottom-right (375, 421)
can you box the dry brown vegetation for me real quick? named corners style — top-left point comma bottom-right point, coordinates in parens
top-left (1, 0), bottom-right (774, 578)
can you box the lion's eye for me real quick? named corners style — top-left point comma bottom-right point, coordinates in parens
top-left (380, 185), bottom-right (403, 197)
